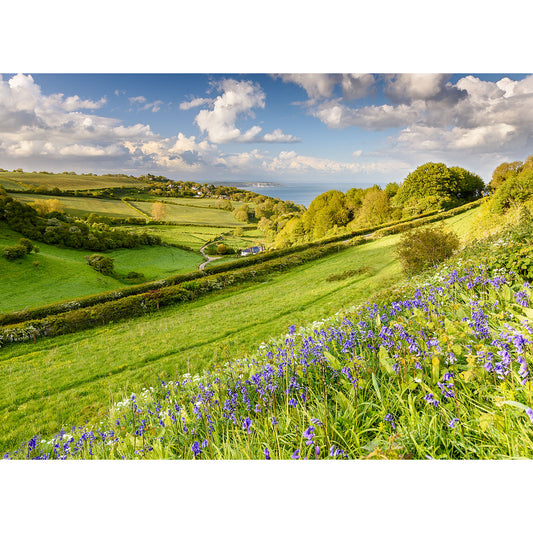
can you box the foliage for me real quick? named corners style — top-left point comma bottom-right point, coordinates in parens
top-left (489, 170), bottom-right (533, 214)
top-left (85, 254), bottom-right (115, 275)
top-left (396, 162), bottom-right (485, 212)
top-left (490, 160), bottom-right (524, 191)
top-left (217, 243), bottom-right (227, 255)
top-left (2, 238), bottom-right (38, 260)
top-left (0, 189), bottom-right (162, 251)
top-left (396, 224), bottom-right (460, 274)
top-left (3, 244), bottom-right (29, 260)
top-left (29, 198), bottom-right (65, 216)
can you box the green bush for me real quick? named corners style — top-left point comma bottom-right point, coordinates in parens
top-left (85, 254), bottom-right (115, 275)
top-left (3, 244), bottom-right (28, 260)
top-left (396, 224), bottom-right (460, 274)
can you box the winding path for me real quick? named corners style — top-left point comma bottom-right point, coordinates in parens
top-left (198, 242), bottom-right (221, 271)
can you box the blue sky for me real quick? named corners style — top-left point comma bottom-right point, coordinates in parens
top-left (1, 72), bottom-right (532, 186)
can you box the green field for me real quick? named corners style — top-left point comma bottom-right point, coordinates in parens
top-left (0, 222), bottom-right (203, 312)
top-left (0, 207), bottom-right (479, 451)
top-left (11, 193), bottom-right (141, 218)
top-left (122, 224), bottom-right (264, 252)
top-left (129, 200), bottom-right (245, 226)
top-left (0, 177), bottom-right (28, 191)
top-left (0, 171), bottom-right (142, 190)
top-left (164, 197), bottom-right (254, 209)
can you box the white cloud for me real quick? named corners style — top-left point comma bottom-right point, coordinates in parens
top-left (191, 78), bottom-right (297, 144)
top-left (194, 79), bottom-right (266, 143)
top-left (384, 74), bottom-right (453, 102)
top-left (129, 95), bottom-right (146, 104)
top-left (277, 74), bottom-right (338, 99)
top-left (0, 74), bottom-right (155, 167)
top-left (261, 129), bottom-right (300, 143)
top-left (277, 73), bottom-right (375, 101)
top-left (179, 97), bottom-right (213, 110)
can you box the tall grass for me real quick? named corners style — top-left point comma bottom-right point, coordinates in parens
top-left (6, 229), bottom-right (533, 459)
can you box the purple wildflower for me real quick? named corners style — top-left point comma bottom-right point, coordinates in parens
top-left (291, 449), bottom-right (300, 460)
top-left (264, 447), bottom-right (271, 460)
top-left (449, 418), bottom-right (460, 429)
top-left (191, 441), bottom-right (201, 457)
top-left (384, 413), bottom-right (396, 430)
top-left (242, 417), bottom-right (252, 434)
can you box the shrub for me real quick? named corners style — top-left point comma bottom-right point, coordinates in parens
top-left (3, 244), bottom-right (28, 260)
top-left (217, 243), bottom-right (227, 255)
top-left (18, 238), bottom-right (35, 254)
top-left (85, 254), bottom-right (115, 275)
top-left (396, 224), bottom-right (460, 274)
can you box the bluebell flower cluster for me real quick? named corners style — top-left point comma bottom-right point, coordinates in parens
top-left (4, 263), bottom-right (533, 460)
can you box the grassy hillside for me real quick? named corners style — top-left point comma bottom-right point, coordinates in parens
top-left (12, 193), bottom-right (142, 218)
top-left (128, 200), bottom-right (246, 226)
top-left (0, 171), bottom-right (142, 190)
top-left (0, 207), bottom-right (480, 452)
top-left (0, 222), bottom-right (203, 312)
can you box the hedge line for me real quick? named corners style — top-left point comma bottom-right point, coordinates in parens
top-left (0, 238), bottom-right (357, 348)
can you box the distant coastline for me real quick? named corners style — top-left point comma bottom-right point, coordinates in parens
top-left (208, 181), bottom-right (281, 188)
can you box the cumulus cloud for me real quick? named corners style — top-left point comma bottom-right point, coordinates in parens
top-left (193, 79), bottom-right (296, 144)
top-left (129, 95), bottom-right (164, 112)
top-left (261, 129), bottom-right (300, 143)
top-left (0, 74), bottom-right (155, 166)
top-left (179, 97), bottom-right (214, 110)
top-left (277, 73), bottom-right (375, 101)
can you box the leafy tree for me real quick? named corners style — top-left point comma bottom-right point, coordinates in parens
top-left (216, 243), bottom-right (227, 255)
top-left (233, 205), bottom-right (250, 223)
top-left (396, 224), bottom-right (460, 274)
top-left (29, 198), bottom-right (65, 216)
top-left (356, 189), bottom-right (392, 227)
top-left (396, 162), bottom-right (483, 212)
top-left (385, 182), bottom-right (400, 198)
top-left (489, 160), bottom-right (523, 190)
top-left (85, 254), bottom-right (115, 275)
top-left (490, 170), bottom-right (533, 213)
top-left (302, 190), bottom-right (351, 239)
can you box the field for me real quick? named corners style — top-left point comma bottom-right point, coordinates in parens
top-left (0, 207), bottom-right (479, 452)
top-left (0, 222), bottom-right (203, 312)
top-left (129, 200), bottom-right (246, 226)
top-left (0, 171), bottom-right (142, 190)
top-left (0, 177), bottom-right (28, 190)
top-left (12, 193), bottom-right (142, 218)
top-left (122, 224), bottom-right (264, 252)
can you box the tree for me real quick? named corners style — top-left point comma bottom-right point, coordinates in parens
top-left (302, 190), bottom-right (351, 239)
top-left (30, 198), bottom-right (65, 216)
top-left (151, 202), bottom-right (166, 221)
top-left (396, 162), bottom-right (483, 212)
top-left (85, 254), bottom-right (115, 275)
top-left (216, 243), bottom-right (227, 255)
top-left (396, 225), bottom-right (460, 274)
top-left (357, 189), bottom-right (392, 227)
top-left (489, 160), bottom-right (523, 190)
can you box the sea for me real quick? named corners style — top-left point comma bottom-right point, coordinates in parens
top-left (221, 181), bottom-right (376, 207)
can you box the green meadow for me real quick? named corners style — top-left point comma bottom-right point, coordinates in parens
top-left (12, 193), bottom-right (141, 218)
top-left (129, 200), bottom-right (246, 226)
top-left (0, 222), bottom-right (203, 312)
top-left (0, 207), bottom-right (479, 451)
top-left (0, 171), bottom-right (141, 190)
